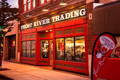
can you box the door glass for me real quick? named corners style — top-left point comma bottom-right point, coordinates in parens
top-left (65, 37), bottom-right (74, 61)
top-left (75, 36), bottom-right (86, 62)
top-left (41, 40), bottom-right (49, 58)
top-left (56, 38), bottom-right (65, 60)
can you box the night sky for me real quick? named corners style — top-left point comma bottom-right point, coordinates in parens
top-left (7, 0), bottom-right (18, 8)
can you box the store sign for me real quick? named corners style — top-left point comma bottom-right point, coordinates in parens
top-left (92, 33), bottom-right (116, 80)
top-left (21, 7), bottom-right (86, 30)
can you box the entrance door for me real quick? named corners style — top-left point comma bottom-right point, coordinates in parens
top-left (8, 36), bottom-right (16, 61)
top-left (40, 40), bottom-right (53, 66)
top-left (41, 40), bottom-right (49, 59)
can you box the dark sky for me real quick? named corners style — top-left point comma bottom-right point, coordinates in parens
top-left (7, 0), bottom-right (18, 8)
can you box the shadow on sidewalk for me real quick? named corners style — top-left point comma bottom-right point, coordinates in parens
top-left (0, 75), bottom-right (13, 80)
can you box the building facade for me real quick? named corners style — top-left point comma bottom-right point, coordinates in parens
top-left (18, 0), bottom-right (118, 75)
top-left (3, 20), bottom-right (20, 62)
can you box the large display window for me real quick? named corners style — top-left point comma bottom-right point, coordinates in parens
top-left (30, 41), bottom-right (36, 57)
top-left (41, 40), bottom-right (49, 58)
top-left (65, 37), bottom-right (74, 61)
top-left (56, 38), bottom-right (65, 60)
top-left (22, 41), bottom-right (27, 57)
top-left (56, 36), bottom-right (86, 62)
top-left (22, 40), bottom-right (36, 58)
top-left (75, 36), bottom-right (85, 62)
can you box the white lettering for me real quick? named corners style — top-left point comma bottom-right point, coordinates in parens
top-left (21, 7), bottom-right (86, 30)
top-left (65, 13), bottom-right (71, 19)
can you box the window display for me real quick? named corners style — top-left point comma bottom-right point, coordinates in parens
top-left (28, 0), bottom-right (31, 10)
top-left (27, 41), bottom-right (31, 57)
top-left (22, 41), bottom-right (36, 58)
top-left (65, 37), bottom-right (74, 61)
top-left (31, 41), bottom-right (36, 57)
top-left (22, 41), bottom-right (27, 57)
top-left (33, 0), bottom-right (36, 8)
top-left (56, 36), bottom-right (86, 62)
top-left (41, 40), bottom-right (49, 58)
top-left (56, 38), bottom-right (65, 60)
top-left (75, 36), bottom-right (85, 62)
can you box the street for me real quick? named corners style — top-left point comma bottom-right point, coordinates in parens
top-left (0, 61), bottom-right (89, 80)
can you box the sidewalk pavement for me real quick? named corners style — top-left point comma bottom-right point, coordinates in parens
top-left (0, 61), bottom-right (90, 80)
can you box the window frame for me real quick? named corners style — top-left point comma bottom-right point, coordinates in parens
top-left (55, 36), bottom-right (86, 62)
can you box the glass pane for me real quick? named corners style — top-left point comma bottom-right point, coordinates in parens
top-left (56, 38), bottom-right (64, 60)
top-left (65, 37), bottom-right (74, 61)
top-left (75, 36), bottom-right (86, 62)
top-left (24, 5), bottom-right (27, 12)
top-left (28, 2), bottom-right (31, 10)
top-left (22, 41), bottom-right (26, 49)
top-left (22, 41), bottom-right (27, 57)
top-left (31, 41), bottom-right (36, 49)
top-left (27, 41), bottom-right (31, 57)
top-left (24, 0), bottom-right (27, 4)
top-left (40, 0), bottom-right (45, 4)
top-left (33, 0), bottom-right (36, 7)
top-left (41, 40), bottom-right (49, 58)
top-left (30, 41), bottom-right (36, 57)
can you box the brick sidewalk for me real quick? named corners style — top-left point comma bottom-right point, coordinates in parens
top-left (0, 61), bottom-right (90, 80)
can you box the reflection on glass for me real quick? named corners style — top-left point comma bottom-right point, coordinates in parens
top-left (22, 41), bottom-right (36, 58)
top-left (56, 38), bottom-right (64, 60)
top-left (31, 41), bottom-right (36, 57)
top-left (22, 41), bottom-right (27, 57)
top-left (65, 37), bottom-right (74, 61)
top-left (41, 40), bottom-right (49, 58)
top-left (27, 41), bottom-right (31, 57)
top-left (75, 36), bottom-right (85, 62)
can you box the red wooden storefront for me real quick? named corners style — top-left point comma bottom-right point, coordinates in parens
top-left (20, 17), bottom-right (88, 74)
top-left (20, 4), bottom-right (89, 74)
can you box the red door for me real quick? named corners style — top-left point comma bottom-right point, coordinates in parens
top-left (39, 39), bottom-right (53, 65)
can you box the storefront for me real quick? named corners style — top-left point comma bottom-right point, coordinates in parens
top-left (3, 20), bottom-right (19, 62)
top-left (20, 4), bottom-right (88, 74)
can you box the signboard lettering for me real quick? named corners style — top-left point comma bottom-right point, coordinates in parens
top-left (21, 7), bottom-right (86, 30)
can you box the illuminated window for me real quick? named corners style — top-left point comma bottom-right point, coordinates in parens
top-left (32, 0), bottom-right (36, 8)
top-left (55, 36), bottom-right (86, 62)
top-left (41, 40), bottom-right (49, 58)
top-left (24, 0), bottom-right (27, 12)
top-left (65, 37), bottom-right (74, 61)
top-left (56, 38), bottom-right (65, 60)
top-left (40, 0), bottom-right (45, 4)
top-left (24, 0), bottom-right (27, 4)
top-left (28, 0), bottom-right (31, 10)
top-left (22, 41), bottom-right (36, 58)
top-left (40, 0), bottom-right (50, 5)
top-left (75, 36), bottom-right (86, 62)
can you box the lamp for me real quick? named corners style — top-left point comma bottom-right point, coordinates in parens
top-left (42, 9), bottom-right (49, 12)
top-left (59, 0), bottom-right (67, 6)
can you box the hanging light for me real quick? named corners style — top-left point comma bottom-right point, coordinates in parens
top-left (42, 9), bottom-right (49, 12)
top-left (59, 0), bottom-right (67, 6)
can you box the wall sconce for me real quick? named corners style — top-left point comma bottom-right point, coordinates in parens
top-left (59, 0), bottom-right (67, 6)
top-left (42, 9), bottom-right (49, 12)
